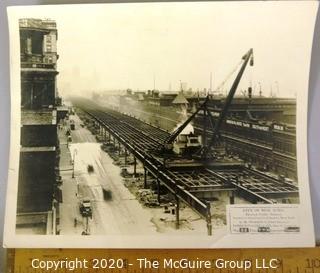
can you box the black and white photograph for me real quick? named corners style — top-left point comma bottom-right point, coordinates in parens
top-left (4, 1), bottom-right (317, 248)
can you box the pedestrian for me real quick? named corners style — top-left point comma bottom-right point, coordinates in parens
top-left (74, 218), bottom-right (77, 227)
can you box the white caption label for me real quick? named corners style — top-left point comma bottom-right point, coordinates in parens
top-left (228, 205), bottom-right (300, 234)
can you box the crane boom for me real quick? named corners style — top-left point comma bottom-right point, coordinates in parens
top-left (164, 96), bottom-right (209, 144)
top-left (199, 48), bottom-right (254, 158)
top-left (158, 48), bottom-right (254, 159)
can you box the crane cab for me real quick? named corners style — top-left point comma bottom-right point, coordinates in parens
top-left (173, 132), bottom-right (202, 155)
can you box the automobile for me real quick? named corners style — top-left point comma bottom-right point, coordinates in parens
top-left (102, 186), bottom-right (112, 201)
top-left (79, 199), bottom-right (92, 218)
top-left (87, 164), bottom-right (94, 173)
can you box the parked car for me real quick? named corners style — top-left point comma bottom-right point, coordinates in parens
top-left (102, 186), bottom-right (112, 201)
top-left (79, 199), bottom-right (92, 218)
top-left (87, 164), bottom-right (94, 173)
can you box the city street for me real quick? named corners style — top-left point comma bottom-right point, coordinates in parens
top-left (59, 114), bottom-right (156, 235)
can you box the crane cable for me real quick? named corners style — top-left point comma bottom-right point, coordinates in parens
top-left (215, 59), bottom-right (243, 95)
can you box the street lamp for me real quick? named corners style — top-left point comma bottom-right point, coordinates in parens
top-left (72, 148), bottom-right (78, 178)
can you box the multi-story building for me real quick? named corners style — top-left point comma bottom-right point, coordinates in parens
top-left (17, 19), bottom-right (59, 234)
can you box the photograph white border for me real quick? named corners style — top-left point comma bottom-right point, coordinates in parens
top-left (3, 2), bottom-right (317, 248)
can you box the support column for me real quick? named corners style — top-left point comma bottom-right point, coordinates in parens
top-left (230, 191), bottom-right (235, 204)
top-left (174, 179), bottom-right (180, 229)
top-left (144, 167), bottom-right (147, 189)
top-left (85, 217), bottom-right (89, 235)
top-left (104, 128), bottom-right (107, 142)
top-left (157, 177), bottom-right (161, 203)
top-left (175, 195), bottom-right (180, 229)
top-left (133, 157), bottom-right (137, 177)
top-left (118, 142), bottom-right (121, 156)
top-left (206, 202), bottom-right (212, 236)
top-left (124, 149), bottom-right (127, 165)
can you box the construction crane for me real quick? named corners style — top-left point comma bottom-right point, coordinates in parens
top-left (158, 48), bottom-right (254, 161)
top-left (198, 48), bottom-right (254, 159)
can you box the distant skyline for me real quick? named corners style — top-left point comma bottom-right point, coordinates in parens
top-left (15, 2), bottom-right (317, 98)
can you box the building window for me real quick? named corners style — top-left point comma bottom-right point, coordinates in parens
top-left (30, 31), bottom-right (44, 54)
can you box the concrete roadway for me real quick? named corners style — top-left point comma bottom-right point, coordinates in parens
top-left (59, 114), bottom-right (156, 235)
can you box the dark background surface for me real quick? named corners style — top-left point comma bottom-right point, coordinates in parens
top-left (0, 1), bottom-right (319, 272)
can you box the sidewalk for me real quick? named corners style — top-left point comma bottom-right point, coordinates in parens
top-left (57, 118), bottom-right (85, 235)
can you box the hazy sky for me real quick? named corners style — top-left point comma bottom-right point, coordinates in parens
top-left (15, 1), bottom-right (318, 97)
